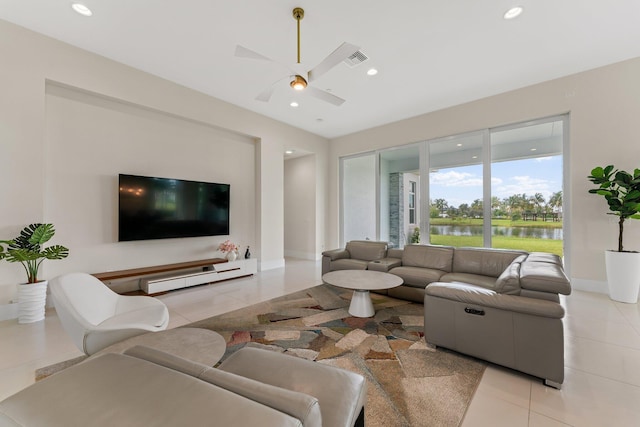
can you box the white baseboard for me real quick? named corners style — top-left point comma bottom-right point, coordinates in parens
top-left (571, 277), bottom-right (608, 295)
top-left (284, 250), bottom-right (321, 261)
top-left (0, 302), bottom-right (18, 322)
top-left (259, 258), bottom-right (285, 271)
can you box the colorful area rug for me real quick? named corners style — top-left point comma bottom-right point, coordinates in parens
top-left (187, 285), bottom-right (486, 427)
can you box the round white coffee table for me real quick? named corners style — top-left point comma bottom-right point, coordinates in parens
top-left (322, 270), bottom-right (403, 318)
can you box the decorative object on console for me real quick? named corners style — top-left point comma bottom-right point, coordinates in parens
top-left (218, 239), bottom-right (239, 262)
top-left (0, 223), bottom-right (69, 323)
top-left (588, 165), bottom-right (640, 303)
top-left (244, 245), bottom-right (251, 259)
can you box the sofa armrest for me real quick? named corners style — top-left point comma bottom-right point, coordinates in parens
top-left (322, 248), bottom-right (350, 261)
top-left (426, 282), bottom-right (565, 319)
top-left (124, 346), bottom-right (321, 427)
top-left (368, 258), bottom-right (402, 272)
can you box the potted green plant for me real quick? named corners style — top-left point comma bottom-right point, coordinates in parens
top-left (0, 223), bottom-right (69, 323)
top-left (587, 165), bottom-right (640, 303)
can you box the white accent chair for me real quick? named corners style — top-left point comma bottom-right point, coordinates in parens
top-left (50, 272), bottom-right (169, 355)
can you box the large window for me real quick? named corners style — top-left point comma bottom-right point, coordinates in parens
top-left (428, 132), bottom-right (484, 248)
top-left (490, 120), bottom-right (564, 255)
top-left (340, 115), bottom-right (567, 257)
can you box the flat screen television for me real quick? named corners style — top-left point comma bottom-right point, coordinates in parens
top-left (118, 174), bottom-right (230, 241)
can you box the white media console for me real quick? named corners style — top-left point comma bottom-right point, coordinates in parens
top-left (140, 259), bottom-right (258, 294)
top-left (93, 257), bottom-right (258, 295)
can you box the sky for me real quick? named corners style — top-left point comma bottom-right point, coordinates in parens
top-left (429, 156), bottom-right (563, 208)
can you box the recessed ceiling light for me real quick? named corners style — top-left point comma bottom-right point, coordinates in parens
top-left (285, 150), bottom-right (294, 155)
top-left (456, 143), bottom-right (463, 147)
top-left (367, 68), bottom-right (378, 76)
top-left (530, 148), bottom-right (537, 151)
top-left (472, 156), bottom-right (478, 159)
top-left (504, 6), bottom-right (523, 20)
top-left (71, 3), bottom-right (93, 16)
top-left (290, 101), bottom-right (299, 107)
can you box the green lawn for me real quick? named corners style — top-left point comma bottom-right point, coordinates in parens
top-left (429, 235), bottom-right (563, 256)
top-left (430, 217), bottom-right (563, 229)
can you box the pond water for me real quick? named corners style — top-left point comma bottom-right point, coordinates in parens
top-left (430, 225), bottom-right (563, 240)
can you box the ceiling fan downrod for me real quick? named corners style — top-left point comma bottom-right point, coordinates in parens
top-left (293, 7), bottom-right (304, 64)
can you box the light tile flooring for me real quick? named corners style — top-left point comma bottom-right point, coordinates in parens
top-left (2, 258), bottom-right (640, 426)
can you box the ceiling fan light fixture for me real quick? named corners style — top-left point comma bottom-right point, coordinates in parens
top-left (290, 75), bottom-right (308, 91)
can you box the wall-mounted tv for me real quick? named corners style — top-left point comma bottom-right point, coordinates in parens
top-left (118, 174), bottom-right (230, 242)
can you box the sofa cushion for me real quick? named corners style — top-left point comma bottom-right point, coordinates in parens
top-left (346, 240), bottom-right (388, 261)
top-left (219, 346), bottom-right (367, 427)
top-left (520, 261), bottom-right (571, 295)
top-left (526, 252), bottom-right (563, 265)
top-left (330, 259), bottom-right (369, 271)
top-left (401, 245), bottom-right (454, 272)
top-left (452, 248), bottom-right (525, 278)
top-left (125, 346), bottom-right (322, 427)
top-left (0, 352), bottom-right (304, 427)
top-left (389, 266), bottom-right (446, 288)
top-left (439, 272), bottom-right (498, 291)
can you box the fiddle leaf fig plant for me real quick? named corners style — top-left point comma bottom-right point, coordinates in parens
top-left (587, 165), bottom-right (640, 252)
top-left (0, 223), bottom-right (69, 284)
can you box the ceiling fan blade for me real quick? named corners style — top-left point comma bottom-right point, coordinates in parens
top-left (254, 75), bottom-right (292, 103)
top-left (235, 45), bottom-right (275, 62)
top-left (255, 86), bottom-right (275, 102)
top-left (307, 42), bottom-right (360, 82)
top-left (306, 86), bottom-right (345, 106)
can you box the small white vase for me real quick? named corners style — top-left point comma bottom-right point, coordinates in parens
top-left (18, 280), bottom-right (48, 324)
top-left (605, 250), bottom-right (640, 303)
top-left (226, 251), bottom-right (237, 262)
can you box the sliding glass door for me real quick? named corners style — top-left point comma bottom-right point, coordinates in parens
top-left (379, 145), bottom-right (420, 248)
top-left (339, 115), bottom-right (567, 257)
top-left (341, 153), bottom-right (377, 245)
top-left (428, 132), bottom-right (485, 248)
top-left (490, 118), bottom-right (564, 255)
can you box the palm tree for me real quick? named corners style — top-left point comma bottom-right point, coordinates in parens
top-left (433, 198), bottom-right (448, 217)
top-left (549, 191), bottom-right (562, 213)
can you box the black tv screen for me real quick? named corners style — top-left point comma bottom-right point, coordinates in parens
top-left (118, 174), bottom-right (230, 241)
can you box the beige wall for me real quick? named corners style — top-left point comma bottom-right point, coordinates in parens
top-left (329, 57), bottom-right (640, 292)
top-left (0, 19), bottom-right (329, 304)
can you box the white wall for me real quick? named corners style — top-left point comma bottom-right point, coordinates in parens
top-left (0, 19), bottom-right (329, 304)
top-left (329, 57), bottom-right (640, 293)
top-left (284, 155), bottom-right (317, 260)
top-left (43, 83), bottom-right (255, 276)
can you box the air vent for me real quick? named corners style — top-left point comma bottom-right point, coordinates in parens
top-left (343, 50), bottom-right (369, 67)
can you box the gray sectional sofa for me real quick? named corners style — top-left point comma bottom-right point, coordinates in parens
top-left (0, 346), bottom-right (366, 427)
top-left (322, 240), bottom-right (571, 388)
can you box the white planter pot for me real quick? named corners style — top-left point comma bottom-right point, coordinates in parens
top-left (226, 251), bottom-right (237, 262)
top-left (605, 251), bottom-right (640, 303)
top-left (17, 281), bottom-right (48, 324)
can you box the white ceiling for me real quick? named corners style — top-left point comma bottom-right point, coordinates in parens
top-left (2, 1), bottom-right (640, 139)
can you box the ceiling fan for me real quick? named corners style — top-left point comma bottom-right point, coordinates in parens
top-left (234, 7), bottom-right (360, 106)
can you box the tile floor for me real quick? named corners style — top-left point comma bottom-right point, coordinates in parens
top-left (1, 258), bottom-right (640, 426)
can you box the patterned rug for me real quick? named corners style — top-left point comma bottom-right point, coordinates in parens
top-left (187, 284), bottom-right (486, 427)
